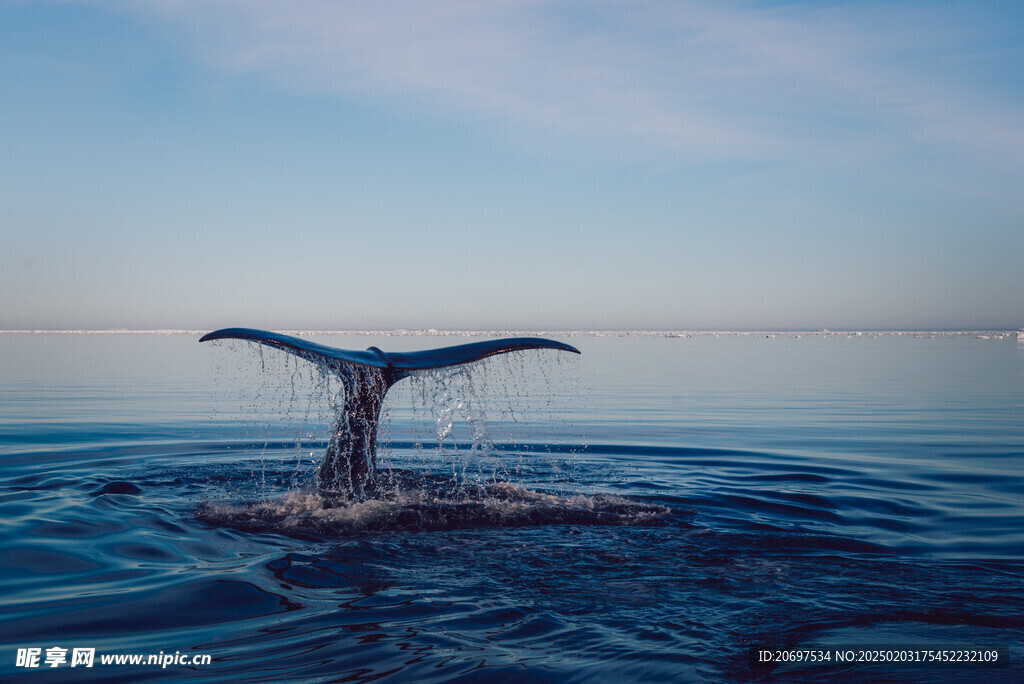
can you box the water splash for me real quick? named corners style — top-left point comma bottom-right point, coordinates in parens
top-left (198, 480), bottom-right (668, 535)
top-left (394, 350), bottom-right (585, 495)
top-left (199, 339), bottom-right (657, 534)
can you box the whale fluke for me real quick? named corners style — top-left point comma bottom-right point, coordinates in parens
top-left (199, 327), bottom-right (580, 371)
top-left (201, 328), bottom-right (580, 496)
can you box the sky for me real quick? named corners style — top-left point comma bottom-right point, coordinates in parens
top-left (2, 0), bottom-right (1022, 331)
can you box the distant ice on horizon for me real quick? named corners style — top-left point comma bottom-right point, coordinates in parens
top-left (0, 329), bottom-right (1020, 339)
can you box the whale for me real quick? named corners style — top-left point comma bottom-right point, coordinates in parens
top-left (200, 328), bottom-right (580, 497)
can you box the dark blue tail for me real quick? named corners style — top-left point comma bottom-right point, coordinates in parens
top-left (201, 328), bottom-right (580, 496)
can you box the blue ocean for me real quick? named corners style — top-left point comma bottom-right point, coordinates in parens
top-left (1, 332), bottom-right (1022, 682)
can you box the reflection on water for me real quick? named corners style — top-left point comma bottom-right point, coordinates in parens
top-left (1, 333), bottom-right (1022, 681)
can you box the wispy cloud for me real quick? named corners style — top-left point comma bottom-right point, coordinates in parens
top-left (96, 0), bottom-right (1024, 165)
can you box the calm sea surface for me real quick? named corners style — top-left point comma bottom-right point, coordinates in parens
top-left (1, 332), bottom-right (1022, 682)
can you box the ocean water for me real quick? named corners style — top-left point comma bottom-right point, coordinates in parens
top-left (1, 332), bottom-right (1022, 682)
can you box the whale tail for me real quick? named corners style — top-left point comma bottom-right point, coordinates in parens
top-left (200, 328), bottom-right (580, 496)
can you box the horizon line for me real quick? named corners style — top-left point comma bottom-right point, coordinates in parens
top-left (1, 328), bottom-right (1021, 336)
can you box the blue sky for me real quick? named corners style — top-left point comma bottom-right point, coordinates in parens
top-left (2, 0), bottom-right (1022, 330)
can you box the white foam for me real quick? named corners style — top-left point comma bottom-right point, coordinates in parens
top-left (197, 480), bottom-right (668, 534)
